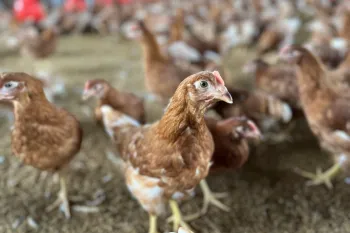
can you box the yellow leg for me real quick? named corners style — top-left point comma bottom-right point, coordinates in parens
top-left (46, 171), bottom-right (71, 219)
top-left (169, 200), bottom-right (193, 232)
top-left (295, 159), bottom-right (343, 189)
top-left (148, 214), bottom-right (158, 233)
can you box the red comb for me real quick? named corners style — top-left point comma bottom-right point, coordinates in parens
top-left (212, 71), bottom-right (224, 85)
top-left (130, 24), bottom-right (139, 31)
top-left (279, 45), bottom-right (292, 56)
top-left (247, 120), bottom-right (261, 134)
top-left (84, 81), bottom-right (91, 90)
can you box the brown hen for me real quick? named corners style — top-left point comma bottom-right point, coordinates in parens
top-left (243, 58), bottom-right (300, 108)
top-left (206, 117), bottom-right (261, 173)
top-left (134, 21), bottom-right (200, 103)
top-left (280, 45), bottom-right (350, 188)
top-left (82, 79), bottom-right (145, 124)
top-left (0, 72), bottom-right (82, 218)
top-left (20, 27), bottom-right (57, 59)
top-left (100, 71), bottom-right (233, 233)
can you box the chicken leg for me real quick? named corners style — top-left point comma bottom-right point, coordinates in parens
top-left (169, 200), bottom-right (193, 232)
top-left (148, 214), bottom-right (159, 233)
top-left (46, 171), bottom-right (71, 218)
top-left (294, 155), bottom-right (346, 189)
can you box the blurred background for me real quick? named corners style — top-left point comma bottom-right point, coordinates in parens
top-left (1, 0), bottom-right (350, 233)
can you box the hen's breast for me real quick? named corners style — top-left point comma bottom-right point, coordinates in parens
top-left (161, 128), bottom-right (214, 197)
top-left (128, 126), bottom-right (214, 199)
top-left (11, 119), bottom-right (80, 171)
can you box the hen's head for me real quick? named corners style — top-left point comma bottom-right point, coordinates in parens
top-left (216, 117), bottom-right (261, 140)
top-left (82, 79), bottom-right (110, 100)
top-left (0, 72), bottom-right (45, 103)
top-left (128, 20), bottom-right (147, 40)
top-left (177, 71), bottom-right (233, 109)
top-left (242, 58), bottom-right (269, 74)
top-left (279, 45), bottom-right (310, 64)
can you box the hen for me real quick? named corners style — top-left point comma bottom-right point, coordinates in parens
top-left (243, 58), bottom-right (300, 109)
top-left (280, 45), bottom-right (350, 188)
top-left (19, 26), bottom-right (58, 72)
top-left (19, 27), bottom-right (57, 59)
top-left (206, 116), bottom-right (261, 173)
top-left (82, 79), bottom-right (145, 124)
top-left (257, 18), bottom-right (300, 55)
top-left (100, 71), bottom-right (233, 233)
top-left (0, 72), bottom-right (82, 218)
top-left (134, 21), bottom-right (200, 103)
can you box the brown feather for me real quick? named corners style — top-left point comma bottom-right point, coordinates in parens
top-left (1, 72), bottom-right (82, 171)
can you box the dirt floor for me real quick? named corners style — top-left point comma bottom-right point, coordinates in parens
top-left (1, 35), bottom-right (350, 233)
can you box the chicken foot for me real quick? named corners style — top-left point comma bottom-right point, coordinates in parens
top-left (169, 200), bottom-right (193, 232)
top-left (199, 179), bottom-right (230, 214)
top-left (167, 180), bottom-right (229, 223)
top-left (46, 172), bottom-right (71, 219)
top-left (294, 155), bottom-right (345, 189)
top-left (148, 214), bottom-right (159, 233)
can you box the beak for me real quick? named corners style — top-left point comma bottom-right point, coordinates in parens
top-left (82, 89), bottom-right (94, 101)
top-left (0, 91), bottom-right (14, 101)
top-left (216, 86), bottom-right (233, 104)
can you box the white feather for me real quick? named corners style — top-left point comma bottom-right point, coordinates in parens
top-left (147, 3), bottom-right (164, 14)
top-left (195, 167), bottom-right (201, 177)
top-left (333, 130), bottom-right (350, 141)
top-left (100, 105), bottom-right (140, 138)
top-left (156, 35), bottom-right (168, 46)
top-left (204, 50), bottom-right (221, 64)
top-left (283, 18), bottom-right (301, 34)
top-left (306, 20), bottom-right (327, 33)
top-left (281, 103), bottom-right (293, 123)
top-left (6, 36), bottom-right (19, 49)
top-left (330, 38), bottom-right (348, 51)
top-left (168, 41), bottom-right (201, 62)
top-left (337, 154), bottom-right (348, 164)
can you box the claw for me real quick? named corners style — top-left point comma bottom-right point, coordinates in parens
top-left (294, 162), bottom-right (343, 189)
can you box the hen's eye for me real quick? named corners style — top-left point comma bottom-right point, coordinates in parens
top-left (200, 80), bottom-right (208, 88)
top-left (4, 83), bottom-right (13, 88)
